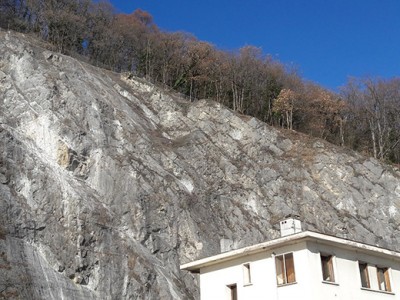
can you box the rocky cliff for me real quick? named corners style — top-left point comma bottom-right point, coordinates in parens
top-left (1, 30), bottom-right (400, 299)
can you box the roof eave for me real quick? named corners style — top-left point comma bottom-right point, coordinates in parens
top-left (180, 231), bottom-right (400, 272)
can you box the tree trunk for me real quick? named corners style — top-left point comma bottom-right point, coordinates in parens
top-left (369, 120), bottom-right (378, 159)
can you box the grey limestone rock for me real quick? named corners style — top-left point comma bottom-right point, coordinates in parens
top-left (0, 29), bottom-right (400, 299)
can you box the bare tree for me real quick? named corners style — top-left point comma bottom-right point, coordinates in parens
top-left (342, 77), bottom-right (400, 161)
top-left (273, 89), bottom-right (297, 130)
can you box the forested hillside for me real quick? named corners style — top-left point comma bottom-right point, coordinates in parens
top-left (1, 0), bottom-right (399, 163)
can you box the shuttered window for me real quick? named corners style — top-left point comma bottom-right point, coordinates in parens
top-left (359, 262), bottom-right (392, 292)
top-left (359, 263), bottom-right (370, 288)
top-left (275, 253), bottom-right (296, 285)
top-left (320, 254), bottom-right (335, 282)
top-left (377, 267), bottom-right (391, 292)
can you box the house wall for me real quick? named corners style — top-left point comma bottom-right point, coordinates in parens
top-left (198, 240), bottom-right (400, 300)
top-left (200, 242), bottom-right (311, 300)
top-left (306, 241), bottom-right (400, 300)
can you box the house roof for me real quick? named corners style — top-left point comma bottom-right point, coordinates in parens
top-left (180, 231), bottom-right (400, 273)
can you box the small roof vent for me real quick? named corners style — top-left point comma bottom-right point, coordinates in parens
top-left (280, 218), bottom-right (302, 237)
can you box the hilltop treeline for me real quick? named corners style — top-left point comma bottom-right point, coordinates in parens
top-left (1, 0), bottom-right (399, 163)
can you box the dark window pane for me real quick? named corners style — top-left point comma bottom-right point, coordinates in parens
top-left (228, 284), bottom-right (237, 300)
top-left (285, 253), bottom-right (296, 283)
top-left (321, 255), bottom-right (335, 282)
top-left (377, 267), bottom-right (391, 292)
top-left (359, 263), bottom-right (370, 288)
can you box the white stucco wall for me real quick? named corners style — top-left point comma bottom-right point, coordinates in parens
top-left (198, 240), bottom-right (400, 300)
top-left (200, 242), bottom-right (310, 300)
top-left (306, 241), bottom-right (400, 300)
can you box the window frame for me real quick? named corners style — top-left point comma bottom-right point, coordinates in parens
top-left (275, 252), bottom-right (296, 286)
top-left (320, 253), bottom-right (336, 283)
top-left (359, 262), bottom-right (370, 289)
top-left (243, 262), bottom-right (252, 286)
top-left (226, 284), bottom-right (238, 300)
top-left (358, 261), bottom-right (393, 293)
top-left (376, 266), bottom-right (392, 292)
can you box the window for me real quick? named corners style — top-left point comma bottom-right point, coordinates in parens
top-left (320, 254), bottom-right (335, 282)
top-left (359, 262), bottom-right (392, 292)
top-left (359, 263), bottom-right (370, 288)
top-left (275, 252), bottom-right (296, 285)
top-left (377, 267), bottom-right (391, 292)
top-left (243, 263), bottom-right (251, 285)
top-left (227, 284), bottom-right (237, 300)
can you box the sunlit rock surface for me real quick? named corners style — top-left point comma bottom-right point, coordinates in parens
top-left (1, 30), bottom-right (400, 299)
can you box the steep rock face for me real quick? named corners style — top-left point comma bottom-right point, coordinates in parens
top-left (0, 30), bottom-right (400, 299)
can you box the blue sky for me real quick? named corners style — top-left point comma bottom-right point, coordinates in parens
top-left (110, 1), bottom-right (400, 91)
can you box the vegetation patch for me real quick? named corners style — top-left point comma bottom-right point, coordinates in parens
top-left (1, 1), bottom-right (399, 165)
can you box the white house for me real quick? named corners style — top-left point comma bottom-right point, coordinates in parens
top-left (181, 219), bottom-right (400, 300)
